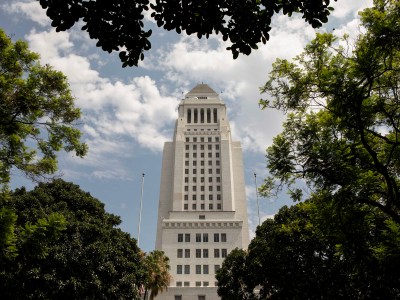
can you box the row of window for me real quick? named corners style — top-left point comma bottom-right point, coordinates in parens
top-left (186, 137), bottom-right (219, 143)
top-left (177, 233), bottom-right (227, 243)
top-left (185, 160), bottom-right (220, 166)
top-left (185, 185), bottom-right (221, 191)
top-left (184, 194), bottom-right (222, 200)
top-left (176, 281), bottom-right (216, 287)
top-left (177, 248), bottom-right (228, 258)
top-left (185, 152), bottom-right (220, 158)
top-left (175, 294), bottom-right (207, 300)
top-left (185, 176), bottom-right (221, 183)
top-left (185, 168), bottom-right (221, 174)
top-left (176, 264), bottom-right (221, 274)
top-left (185, 144), bottom-right (220, 151)
top-left (183, 203), bottom-right (222, 210)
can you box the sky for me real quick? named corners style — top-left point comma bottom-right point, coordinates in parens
top-left (0, 0), bottom-right (373, 252)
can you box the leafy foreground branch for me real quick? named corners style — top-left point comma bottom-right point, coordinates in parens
top-left (37, 0), bottom-right (336, 67)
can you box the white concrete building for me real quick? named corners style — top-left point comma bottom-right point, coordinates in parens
top-left (155, 84), bottom-right (249, 300)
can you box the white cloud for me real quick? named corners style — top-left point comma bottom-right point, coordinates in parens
top-left (2, 0), bottom-right (49, 26)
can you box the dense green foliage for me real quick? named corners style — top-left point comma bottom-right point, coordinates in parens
top-left (37, 0), bottom-right (336, 67)
top-left (218, 1), bottom-right (400, 299)
top-left (0, 28), bottom-right (87, 185)
top-left (0, 180), bottom-right (146, 299)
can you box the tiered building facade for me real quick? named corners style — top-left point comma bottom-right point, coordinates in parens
top-left (155, 84), bottom-right (249, 300)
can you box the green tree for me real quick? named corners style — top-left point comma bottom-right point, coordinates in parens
top-left (143, 250), bottom-right (171, 300)
top-left (0, 27), bottom-right (87, 185)
top-left (259, 0), bottom-right (400, 223)
top-left (37, 0), bottom-right (337, 67)
top-left (0, 179), bottom-right (146, 299)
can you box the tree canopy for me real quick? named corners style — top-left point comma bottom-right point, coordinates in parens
top-left (0, 28), bottom-right (87, 185)
top-left (0, 179), bottom-right (146, 299)
top-left (218, 1), bottom-right (400, 299)
top-left (37, 0), bottom-right (337, 67)
top-left (143, 250), bottom-right (171, 300)
top-left (259, 0), bottom-right (400, 223)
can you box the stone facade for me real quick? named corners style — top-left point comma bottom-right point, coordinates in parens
top-left (155, 84), bottom-right (249, 300)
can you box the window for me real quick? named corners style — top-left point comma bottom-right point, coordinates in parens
top-left (185, 177), bottom-right (189, 183)
top-left (185, 153), bottom-right (189, 158)
top-left (196, 234), bottom-right (201, 242)
top-left (184, 281), bottom-right (190, 287)
top-left (217, 185), bottom-right (221, 191)
top-left (193, 161), bottom-right (197, 166)
top-left (193, 186), bottom-right (197, 191)
top-left (176, 281), bottom-right (182, 287)
top-left (193, 145), bottom-right (197, 150)
top-left (203, 265), bottom-right (209, 274)
top-left (208, 144), bottom-right (212, 150)
top-left (201, 186), bottom-right (205, 191)
top-left (203, 233), bottom-right (208, 242)
top-left (209, 195), bottom-right (213, 200)
top-left (193, 169), bottom-right (197, 174)
top-left (216, 169), bottom-right (220, 174)
top-left (185, 161), bottom-right (189, 166)
top-left (209, 186), bottom-right (213, 191)
top-left (192, 195), bottom-right (197, 201)
top-left (185, 145), bottom-right (189, 150)
top-left (208, 160), bottom-right (212, 166)
top-left (185, 234), bottom-right (190, 242)
top-left (216, 177), bottom-right (221, 182)
top-left (215, 265), bottom-right (221, 273)
top-left (216, 160), bottom-right (220, 166)
top-left (175, 295), bottom-right (182, 300)
top-left (185, 169), bottom-right (189, 174)
top-left (201, 177), bottom-right (205, 182)
top-left (221, 233), bottom-right (227, 242)
top-left (221, 249), bottom-right (228, 258)
top-left (201, 204), bottom-right (205, 210)
top-left (196, 281), bottom-right (201, 287)
top-left (177, 265), bottom-right (182, 274)
top-left (184, 265), bottom-right (190, 274)
top-left (201, 169), bottom-right (204, 174)
top-left (217, 203), bottom-right (222, 210)
top-left (184, 186), bottom-right (188, 191)
top-left (196, 249), bottom-right (201, 258)
top-left (199, 215), bottom-right (205, 220)
top-left (196, 265), bottom-right (201, 274)
top-left (217, 194), bottom-right (221, 200)
top-left (214, 233), bottom-right (219, 242)
top-left (216, 145), bottom-right (220, 150)
top-left (185, 249), bottom-right (190, 258)
top-left (201, 195), bottom-right (205, 200)
top-left (193, 137), bottom-right (197, 142)
top-left (184, 195), bottom-right (188, 200)
top-left (193, 177), bottom-right (197, 182)
top-left (216, 137), bottom-right (219, 142)
top-left (193, 153), bottom-right (197, 158)
top-left (178, 234), bottom-right (183, 242)
top-left (184, 204), bottom-right (188, 210)
top-left (208, 177), bottom-right (212, 183)
top-left (208, 169), bottom-right (212, 174)
top-left (201, 160), bottom-right (204, 165)
top-left (186, 137), bottom-right (189, 142)
top-left (216, 152), bottom-right (220, 158)
top-left (201, 145), bottom-right (204, 150)
top-left (199, 296), bottom-right (206, 300)
top-left (200, 152), bottom-right (204, 158)
top-left (214, 249), bottom-right (220, 258)
top-left (203, 249), bottom-right (209, 258)
top-left (208, 137), bottom-right (212, 142)
top-left (201, 137), bottom-right (204, 142)
top-left (209, 203), bottom-right (213, 209)
top-left (208, 152), bottom-right (212, 158)
top-left (177, 249), bottom-right (183, 258)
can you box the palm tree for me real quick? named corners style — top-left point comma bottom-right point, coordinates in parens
top-left (143, 250), bottom-right (172, 300)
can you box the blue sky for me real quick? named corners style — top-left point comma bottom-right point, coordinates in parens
top-left (0, 0), bottom-right (373, 252)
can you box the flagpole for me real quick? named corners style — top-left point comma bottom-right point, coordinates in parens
top-left (254, 172), bottom-right (260, 226)
top-left (138, 173), bottom-right (145, 246)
